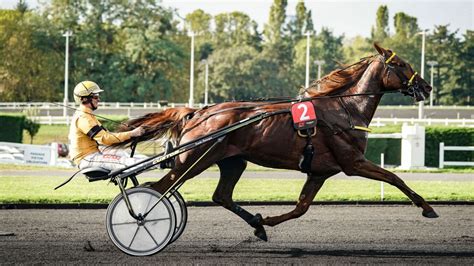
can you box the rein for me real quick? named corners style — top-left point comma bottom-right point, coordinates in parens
top-left (49, 102), bottom-right (137, 129)
top-left (191, 90), bottom-right (399, 123)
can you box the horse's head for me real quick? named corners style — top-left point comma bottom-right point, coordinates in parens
top-left (374, 43), bottom-right (432, 101)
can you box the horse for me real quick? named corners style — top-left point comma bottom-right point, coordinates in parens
top-left (114, 43), bottom-right (437, 241)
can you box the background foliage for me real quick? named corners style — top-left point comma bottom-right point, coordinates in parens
top-left (0, 114), bottom-right (25, 142)
top-left (0, 1), bottom-right (471, 105)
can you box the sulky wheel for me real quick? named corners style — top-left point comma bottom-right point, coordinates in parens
top-left (106, 187), bottom-right (176, 256)
top-left (168, 190), bottom-right (188, 243)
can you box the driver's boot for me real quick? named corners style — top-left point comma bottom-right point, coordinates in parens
top-left (159, 141), bottom-right (175, 169)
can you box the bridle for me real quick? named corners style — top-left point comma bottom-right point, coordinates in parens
top-left (382, 52), bottom-right (425, 100)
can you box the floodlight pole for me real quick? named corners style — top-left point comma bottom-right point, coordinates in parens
top-left (427, 61), bottom-right (438, 107)
top-left (314, 60), bottom-right (325, 90)
top-left (204, 59), bottom-right (209, 105)
top-left (304, 31), bottom-right (312, 88)
top-left (63, 30), bottom-right (72, 117)
top-left (417, 30), bottom-right (427, 119)
top-left (189, 31), bottom-right (195, 108)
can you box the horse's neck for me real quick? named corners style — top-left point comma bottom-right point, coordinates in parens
top-left (342, 62), bottom-right (384, 126)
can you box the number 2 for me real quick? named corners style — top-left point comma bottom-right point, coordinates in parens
top-left (298, 103), bottom-right (310, 121)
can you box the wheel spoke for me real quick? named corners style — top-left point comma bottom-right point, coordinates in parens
top-left (112, 221), bottom-right (136, 226)
top-left (127, 226), bottom-right (140, 248)
top-left (143, 225), bottom-right (159, 246)
top-left (145, 217), bottom-right (170, 223)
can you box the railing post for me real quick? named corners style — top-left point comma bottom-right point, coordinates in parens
top-left (439, 142), bottom-right (444, 169)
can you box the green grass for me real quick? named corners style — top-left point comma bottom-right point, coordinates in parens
top-left (370, 124), bottom-right (402, 133)
top-left (1, 163), bottom-right (472, 173)
top-left (0, 175), bottom-right (472, 204)
top-left (23, 125), bottom-right (69, 145)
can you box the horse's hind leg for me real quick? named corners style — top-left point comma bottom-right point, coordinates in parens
top-left (213, 156), bottom-right (268, 241)
top-left (350, 160), bottom-right (438, 218)
top-left (261, 175), bottom-right (327, 227)
top-left (147, 142), bottom-right (224, 194)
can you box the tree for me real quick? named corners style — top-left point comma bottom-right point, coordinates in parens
top-left (393, 12), bottom-right (419, 40)
top-left (16, 0), bottom-right (28, 13)
top-left (305, 10), bottom-right (314, 33)
top-left (0, 9), bottom-right (63, 102)
top-left (23, 118), bottom-right (40, 144)
top-left (459, 30), bottom-right (473, 105)
top-left (185, 9), bottom-right (212, 36)
top-left (204, 44), bottom-right (295, 102)
top-left (44, 0), bottom-right (188, 103)
top-left (371, 5), bottom-right (389, 43)
top-left (287, 0), bottom-right (307, 41)
top-left (427, 25), bottom-right (464, 105)
top-left (343, 36), bottom-right (374, 63)
top-left (22, 108), bottom-right (40, 144)
top-left (203, 45), bottom-right (261, 101)
top-left (214, 12), bottom-right (260, 49)
top-left (263, 0), bottom-right (287, 46)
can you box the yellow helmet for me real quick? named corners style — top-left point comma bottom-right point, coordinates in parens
top-left (73, 81), bottom-right (104, 104)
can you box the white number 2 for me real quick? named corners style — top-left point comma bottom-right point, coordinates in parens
top-left (297, 103), bottom-right (310, 121)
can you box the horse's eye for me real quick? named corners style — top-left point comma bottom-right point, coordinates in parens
top-left (398, 62), bottom-right (406, 67)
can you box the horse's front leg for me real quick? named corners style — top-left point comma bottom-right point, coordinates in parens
top-left (349, 159), bottom-right (438, 218)
top-left (213, 156), bottom-right (268, 241)
top-left (262, 175), bottom-right (327, 227)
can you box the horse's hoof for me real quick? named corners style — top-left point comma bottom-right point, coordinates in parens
top-left (254, 226), bottom-right (268, 242)
top-left (422, 210), bottom-right (439, 218)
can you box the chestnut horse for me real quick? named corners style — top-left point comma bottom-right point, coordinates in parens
top-left (115, 44), bottom-right (437, 241)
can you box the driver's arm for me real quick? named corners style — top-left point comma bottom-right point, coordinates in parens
top-left (77, 115), bottom-right (131, 146)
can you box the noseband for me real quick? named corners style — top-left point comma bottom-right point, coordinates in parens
top-left (383, 53), bottom-right (424, 100)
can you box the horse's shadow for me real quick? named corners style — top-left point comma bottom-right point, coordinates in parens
top-left (258, 248), bottom-right (474, 258)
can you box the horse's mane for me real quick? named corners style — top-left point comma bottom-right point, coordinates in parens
top-left (111, 107), bottom-right (196, 148)
top-left (304, 55), bottom-right (377, 97)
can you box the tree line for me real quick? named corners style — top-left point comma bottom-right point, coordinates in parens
top-left (0, 0), bottom-right (471, 105)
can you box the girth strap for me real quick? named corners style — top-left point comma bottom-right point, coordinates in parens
top-left (298, 128), bottom-right (315, 174)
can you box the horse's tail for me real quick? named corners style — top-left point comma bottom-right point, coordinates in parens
top-left (112, 107), bottom-right (196, 148)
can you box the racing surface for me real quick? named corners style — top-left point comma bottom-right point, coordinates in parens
top-left (1, 205), bottom-right (473, 264)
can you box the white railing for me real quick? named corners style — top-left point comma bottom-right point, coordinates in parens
top-left (0, 102), bottom-right (192, 109)
top-left (371, 117), bottom-right (474, 127)
top-left (367, 133), bottom-right (402, 139)
top-left (438, 142), bottom-right (474, 168)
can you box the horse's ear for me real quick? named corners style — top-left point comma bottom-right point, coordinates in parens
top-left (374, 43), bottom-right (388, 56)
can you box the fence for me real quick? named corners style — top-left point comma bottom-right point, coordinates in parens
top-left (0, 102), bottom-right (189, 109)
top-left (438, 142), bottom-right (474, 168)
top-left (371, 117), bottom-right (474, 127)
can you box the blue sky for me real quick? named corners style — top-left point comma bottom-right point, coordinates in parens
top-left (2, 0), bottom-right (472, 38)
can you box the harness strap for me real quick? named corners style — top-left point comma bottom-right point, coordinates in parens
top-left (353, 126), bottom-right (372, 132)
top-left (298, 128), bottom-right (315, 174)
top-left (408, 71), bottom-right (418, 86)
top-left (385, 52), bottom-right (396, 64)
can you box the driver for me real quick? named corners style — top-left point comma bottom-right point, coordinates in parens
top-left (68, 81), bottom-right (145, 170)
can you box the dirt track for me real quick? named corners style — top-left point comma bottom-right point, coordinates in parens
top-left (1, 205), bottom-right (473, 264)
